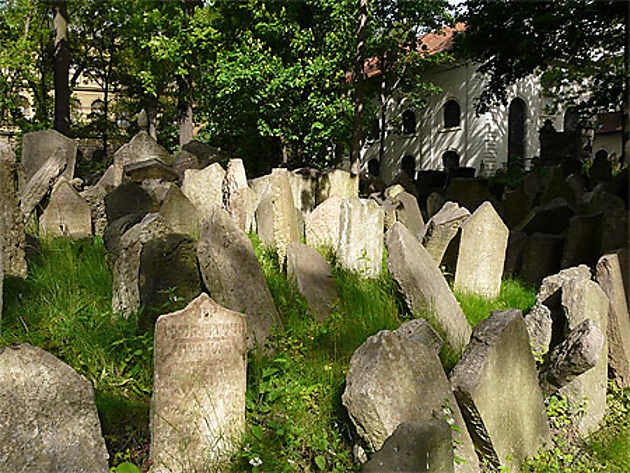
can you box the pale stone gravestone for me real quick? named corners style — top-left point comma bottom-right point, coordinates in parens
top-left (40, 179), bottom-right (92, 239)
top-left (342, 325), bottom-right (479, 473)
top-left (21, 129), bottom-right (77, 183)
top-left (0, 344), bottom-right (109, 473)
top-left (104, 182), bottom-right (156, 224)
top-left (80, 184), bottom-right (108, 236)
top-left (287, 242), bottom-right (338, 322)
top-left (95, 164), bottom-right (121, 193)
top-left (113, 131), bottom-right (172, 170)
top-left (422, 201), bottom-right (470, 266)
top-left (182, 163), bottom-right (225, 221)
top-left (524, 303), bottom-right (553, 357)
top-left (288, 168), bottom-right (319, 215)
top-left (317, 168), bottom-right (359, 203)
top-left (454, 202), bottom-right (509, 299)
top-left (596, 252), bottom-right (630, 388)
top-left (159, 186), bottom-right (200, 238)
top-left (386, 222), bottom-right (471, 351)
top-left (0, 143), bottom-right (27, 277)
top-left (386, 191), bottom-right (425, 241)
top-left (450, 309), bottom-right (551, 473)
top-left (337, 197), bottom-right (384, 278)
top-left (226, 186), bottom-right (256, 233)
top-left (222, 158), bottom-right (248, 212)
top-left (20, 148), bottom-right (69, 222)
top-left (197, 206), bottom-right (281, 349)
top-left (151, 294), bottom-right (246, 473)
top-left (305, 195), bottom-right (343, 250)
top-left (384, 184), bottom-right (405, 200)
top-left (112, 213), bottom-right (171, 317)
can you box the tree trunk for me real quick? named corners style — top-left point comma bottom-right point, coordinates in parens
top-left (623, 0), bottom-right (629, 165)
top-left (52, 0), bottom-right (70, 136)
top-left (349, 0), bottom-right (369, 176)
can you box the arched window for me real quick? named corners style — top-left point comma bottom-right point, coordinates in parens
top-left (401, 155), bottom-right (415, 179)
top-left (443, 100), bottom-right (460, 128)
top-left (508, 98), bottom-right (527, 165)
top-left (91, 99), bottom-right (104, 114)
top-left (402, 110), bottom-right (416, 134)
top-left (595, 149), bottom-right (608, 161)
top-left (564, 107), bottom-right (578, 132)
top-left (442, 150), bottom-right (460, 170)
top-left (71, 99), bottom-right (82, 121)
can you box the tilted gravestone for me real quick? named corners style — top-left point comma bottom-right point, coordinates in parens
top-left (159, 186), bottom-right (200, 238)
top-left (596, 252), bottom-right (630, 388)
top-left (454, 202), bottom-right (509, 299)
top-left (305, 195), bottom-right (343, 250)
top-left (519, 233), bottom-right (565, 285)
top-left (342, 325), bottom-right (479, 473)
top-left (0, 344), bottom-right (109, 473)
top-left (80, 184), bottom-right (108, 236)
top-left (104, 213), bottom-right (145, 259)
top-left (123, 158), bottom-right (178, 183)
top-left (197, 206), bottom-right (281, 349)
top-left (113, 131), bottom-right (172, 170)
top-left (151, 294), bottom-right (247, 473)
top-left (0, 143), bottom-right (27, 278)
top-left (20, 149), bottom-right (69, 223)
top-left (337, 197), bottom-right (384, 278)
top-left (21, 129), bottom-right (77, 183)
top-left (386, 222), bottom-right (471, 351)
top-left (384, 191), bottom-right (425, 241)
top-left (287, 242), bottom-right (338, 322)
top-left (450, 309), bottom-right (551, 473)
top-left (422, 201), bottom-right (470, 266)
top-left (519, 197), bottom-right (574, 236)
top-left (317, 168), bottom-right (358, 203)
top-left (40, 179), bottom-right (92, 239)
top-left (181, 162), bottom-right (225, 221)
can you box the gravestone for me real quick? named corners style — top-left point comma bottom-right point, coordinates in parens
top-left (504, 230), bottom-right (528, 276)
top-left (318, 169), bottom-right (359, 202)
top-left (600, 208), bottom-right (628, 256)
top-left (95, 164), bottom-right (121, 193)
top-left (395, 318), bottom-right (444, 354)
top-left (113, 131), bottom-right (172, 170)
top-left (445, 177), bottom-right (498, 214)
top-left (197, 206), bottom-right (281, 349)
top-left (519, 198), bottom-right (574, 235)
top-left (519, 233), bottom-right (565, 285)
top-left (503, 185), bottom-right (531, 229)
top-left (181, 163), bottom-right (225, 220)
top-left (388, 191), bottom-right (425, 240)
top-left (454, 202), bottom-right (508, 299)
top-left (21, 129), bottom-right (77, 183)
top-left (20, 149), bottom-right (69, 222)
top-left (305, 195), bottom-right (343, 250)
top-left (596, 253), bottom-right (630, 388)
top-left (386, 222), bottom-right (472, 351)
top-left (287, 242), bottom-right (338, 322)
top-left (0, 344), bottom-right (109, 473)
top-left (288, 168), bottom-right (319, 215)
top-left (123, 159), bottom-right (178, 183)
top-left (104, 213), bottom-right (145, 259)
top-left (40, 179), bottom-right (92, 239)
top-left (426, 192), bottom-right (446, 220)
top-left (182, 140), bottom-right (227, 165)
top-left (226, 186), bottom-right (256, 232)
top-left (172, 150), bottom-right (203, 181)
top-left (151, 294), bottom-right (246, 473)
top-left (0, 144), bottom-right (27, 277)
top-left (337, 197), bottom-right (384, 278)
top-left (524, 303), bottom-right (553, 357)
top-left (422, 202), bottom-right (470, 266)
top-left (450, 309), bottom-right (551, 473)
top-left (384, 184), bottom-right (405, 200)
top-left (159, 186), bottom-right (200, 238)
top-left (342, 325), bottom-right (479, 473)
top-left (104, 182), bottom-right (156, 224)
top-left (141, 179), bottom-right (173, 206)
top-left (222, 158), bottom-right (248, 213)
top-left (80, 184), bottom-right (108, 236)
top-left (561, 213), bottom-right (604, 268)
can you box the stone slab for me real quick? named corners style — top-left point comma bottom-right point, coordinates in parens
top-left (40, 179), bottom-right (92, 239)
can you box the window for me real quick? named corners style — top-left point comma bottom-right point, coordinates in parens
top-left (564, 107), bottom-right (578, 132)
top-left (443, 100), bottom-right (460, 128)
top-left (402, 110), bottom-right (416, 134)
top-left (91, 99), bottom-right (104, 114)
top-left (595, 149), bottom-right (608, 161)
top-left (71, 99), bottom-right (82, 122)
top-left (507, 98), bottom-right (526, 165)
top-left (401, 155), bottom-right (415, 179)
top-left (442, 150), bottom-right (460, 170)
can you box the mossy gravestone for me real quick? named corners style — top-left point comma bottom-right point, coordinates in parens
top-left (151, 294), bottom-right (246, 473)
top-left (0, 143), bottom-right (27, 278)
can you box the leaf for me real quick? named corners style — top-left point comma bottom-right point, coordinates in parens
top-left (251, 424), bottom-right (263, 441)
top-left (113, 463), bottom-right (141, 473)
top-left (314, 455), bottom-right (326, 470)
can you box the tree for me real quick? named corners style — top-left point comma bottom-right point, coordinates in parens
top-left (52, 0), bottom-right (70, 136)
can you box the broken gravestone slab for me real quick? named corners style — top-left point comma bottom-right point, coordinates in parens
top-left (40, 179), bottom-right (92, 239)
top-left (21, 129), bottom-right (77, 184)
top-left (337, 197), bottom-right (384, 278)
top-left (123, 158), bottom-right (178, 183)
top-left (0, 344), bottom-right (109, 473)
top-left (386, 222), bottom-right (472, 353)
top-left (288, 168), bottom-right (319, 215)
top-left (524, 303), bottom-right (553, 358)
top-left (181, 162), bottom-right (225, 221)
top-left (454, 202), bottom-right (509, 299)
top-left (423, 201), bottom-right (470, 267)
top-left (159, 186), bottom-right (200, 238)
top-left (318, 168), bottom-right (359, 203)
top-left (80, 184), bottom-right (108, 236)
top-left (113, 131), bottom-right (172, 170)
top-left (197, 206), bottom-right (281, 349)
top-left (450, 309), bottom-right (551, 473)
top-left (151, 294), bottom-right (246, 473)
top-left (383, 191), bottom-right (425, 241)
top-left (0, 143), bottom-right (27, 278)
top-left (342, 326), bottom-right (479, 473)
top-left (222, 158), bottom-right (248, 213)
top-left (305, 195), bottom-right (343, 251)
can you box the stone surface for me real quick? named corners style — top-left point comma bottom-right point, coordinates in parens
top-left (0, 144), bottom-right (27, 277)
top-left (112, 213), bottom-right (171, 316)
top-left (395, 318), bottom-right (444, 354)
top-left (21, 129), bottom-right (77, 183)
top-left (197, 206), bottom-right (281, 349)
top-left (519, 198), bottom-right (574, 235)
top-left (318, 169), bottom-right (359, 202)
top-left (454, 202), bottom-right (508, 299)
top-left (539, 319), bottom-right (604, 397)
top-left (386, 222), bottom-right (471, 351)
top-left (519, 233), bottom-right (565, 285)
top-left (503, 185), bottom-right (533, 229)
top-left (561, 213), bottom-right (604, 268)
top-left (524, 303), bottom-right (553, 357)
top-left (445, 178), bottom-right (497, 214)
top-left (20, 149), bottom-right (69, 222)
top-left (426, 192), bottom-right (446, 219)
top-left (113, 131), bottom-right (172, 170)
top-left (123, 158), bottom-right (178, 183)
top-left (305, 195), bottom-right (343, 250)
top-left (222, 158), bottom-right (248, 211)
top-left (104, 182), bottom-right (156, 224)
top-left (159, 186), bottom-right (200, 238)
top-left (80, 184), bottom-right (108, 236)
top-left (422, 201), bottom-right (470, 266)
top-left (40, 179), bottom-right (92, 239)
top-left (504, 230), bottom-right (528, 276)
top-left (181, 162), bottom-right (225, 221)
top-left (181, 140), bottom-right (227, 164)
top-left (140, 179), bottom-right (173, 206)
top-left (337, 197), bottom-right (384, 278)
top-left (95, 164), bottom-right (121, 193)
top-left (362, 420), bottom-right (455, 473)
top-left (596, 253), bottom-right (630, 388)
top-left (151, 294), bottom-right (246, 473)
top-left (536, 265), bottom-right (592, 306)
top-left (389, 191), bottom-right (425, 240)
top-left (288, 168), bottom-right (319, 215)
top-left (287, 242), bottom-right (338, 322)
top-left (0, 344), bottom-right (109, 473)
top-left (450, 309), bottom-right (551, 472)
top-left (172, 150), bottom-right (203, 181)
top-left (342, 327), bottom-right (479, 473)
top-left (600, 208), bottom-right (629, 256)
top-left (226, 186), bottom-right (256, 232)
top-left (104, 213), bottom-right (145, 259)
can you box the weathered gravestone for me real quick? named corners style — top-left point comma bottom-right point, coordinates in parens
top-left (222, 158), bottom-right (248, 212)
top-left (104, 182), bottom-right (156, 224)
top-left (504, 230), bottom-right (528, 276)
top-left (40, 179), bottom-right (92, 239)
top-left (386, 222), bottom-right (472, 352)
top-left (305, 195), bottom-right (343, 250)
top-left (197, 206), bottom-right (281, 349)
top-left (0, 143), bottom-right (27, 278)
top-left (0, 344), bottom-right (109, 473)
top-left (80, 184), bottom-right (108, 236)
top-left (342, 324), bottom-right (479, 473)
top-left (422, 201), bottom-right (470, 267)
top-left (20, 148), bottom-right (69, 222)
top-left (113, 131), bottom-right (172, 170)
top-left (141, 180), bottom-right (173, 207)
top-left (181, 162), bottom-right (225, 220)
top-left (596, 253), bottom-right (630, 388)
top-left (426, 191), bottom-right (446, 220)
top-left (123, 159), bottom-right (178, 183)
top-left (524, 303), bottom-right (553, 357)
top-left (445, 177), bottom-right (499, 214)
top-left (454, 202), bottom-right (509, 299)
top-left (288, 168), bottom-right (319, 215)
top-left (519, 198), bottom-right (574, 235)
top-left (600, 208), bottom-right (628, 256)
top-left (287, 242), bottom-right (338, 322)
top-left (450, 309), bottom-right (551, 473)
top-left (503, 185), bottom-right (532, 229)
top-left (226, 186), bottom-right (256, 233)
top-left (151, 294), bottom-right (246, 473)
top-left (318, 169), bottom-right (359, 202)
top-left (21, 129), bottom-right (77, 183)
top-left (159, 186), bottom-right (200, 238)
top-left (385, 191), bottom-right (425, 240)
top-left (104, 213), bottom-right (145, 259)
top-left (337, 197), bottom-right (384, 278)
top-left (561, 213), bottom-right (604, 268)
top-left (519, 233), bottom-right (565, 285)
